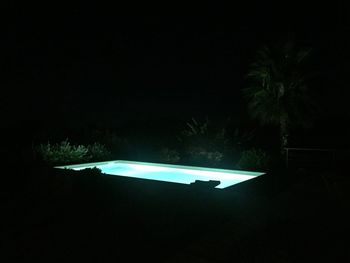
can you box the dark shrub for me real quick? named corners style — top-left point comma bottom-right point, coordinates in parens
top-left (87, 143), bottom-right (111, 161)
top-left (237, 148), bottom-right (270, 171)
top-left (159, 147), bottom-right (181, 164)
top-left (178, 117), bottom-right (237, 167)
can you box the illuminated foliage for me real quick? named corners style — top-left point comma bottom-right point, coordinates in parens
top-left (38, 139), bottom-right (90, 164)
top-left (37, 139), bottom-right (111, 165)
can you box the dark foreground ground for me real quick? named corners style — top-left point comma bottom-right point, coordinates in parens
top-left (1, 163), bottom-right (350, 262)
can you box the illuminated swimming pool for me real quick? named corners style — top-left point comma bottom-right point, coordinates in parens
top-left (56, 160), bottom-right (264, 189)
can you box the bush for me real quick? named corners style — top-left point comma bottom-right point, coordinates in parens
top-left (37, 139), bottom-right (90, 165)
top-left (236, 148), bottom-right (270, 171)
top-left (187, 146), bottom-right (224, 166)
top-left (87, 129), bottom-right (129, 158)
top-left (87, 142), bottom-right (111, 161)
top-left (178, 117), bottom-right (231, 167)
top-left (181, 117), bottom-right (210, 137)
top-left (159, 147), bottom-right (181, 164)
top-left (37, 139), bottom-right (111, 165)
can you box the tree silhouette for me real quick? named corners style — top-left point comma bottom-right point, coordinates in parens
top-left (244, 40), bottom-right (313, 154)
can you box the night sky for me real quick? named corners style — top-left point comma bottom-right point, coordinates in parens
top-left (3, 1), bottom-right (350, 143)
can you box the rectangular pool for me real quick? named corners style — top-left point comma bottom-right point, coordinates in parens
top-left (55, 160), bottom-right (264, 189)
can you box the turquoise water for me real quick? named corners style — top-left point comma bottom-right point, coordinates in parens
top-left (57, 160), bottom-right (264, 189)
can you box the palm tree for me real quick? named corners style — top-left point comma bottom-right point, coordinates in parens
top-left (244, 41), bottom-right (313, 154)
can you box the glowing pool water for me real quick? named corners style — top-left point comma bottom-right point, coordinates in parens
top-left (56, 160), bottom-right (264, 189)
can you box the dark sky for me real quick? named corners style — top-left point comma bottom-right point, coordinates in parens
top-left (3, 1), bottom-right (350, 134)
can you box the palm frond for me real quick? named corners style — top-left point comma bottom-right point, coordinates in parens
top-left (244, 41), bottom-right (313, 128)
